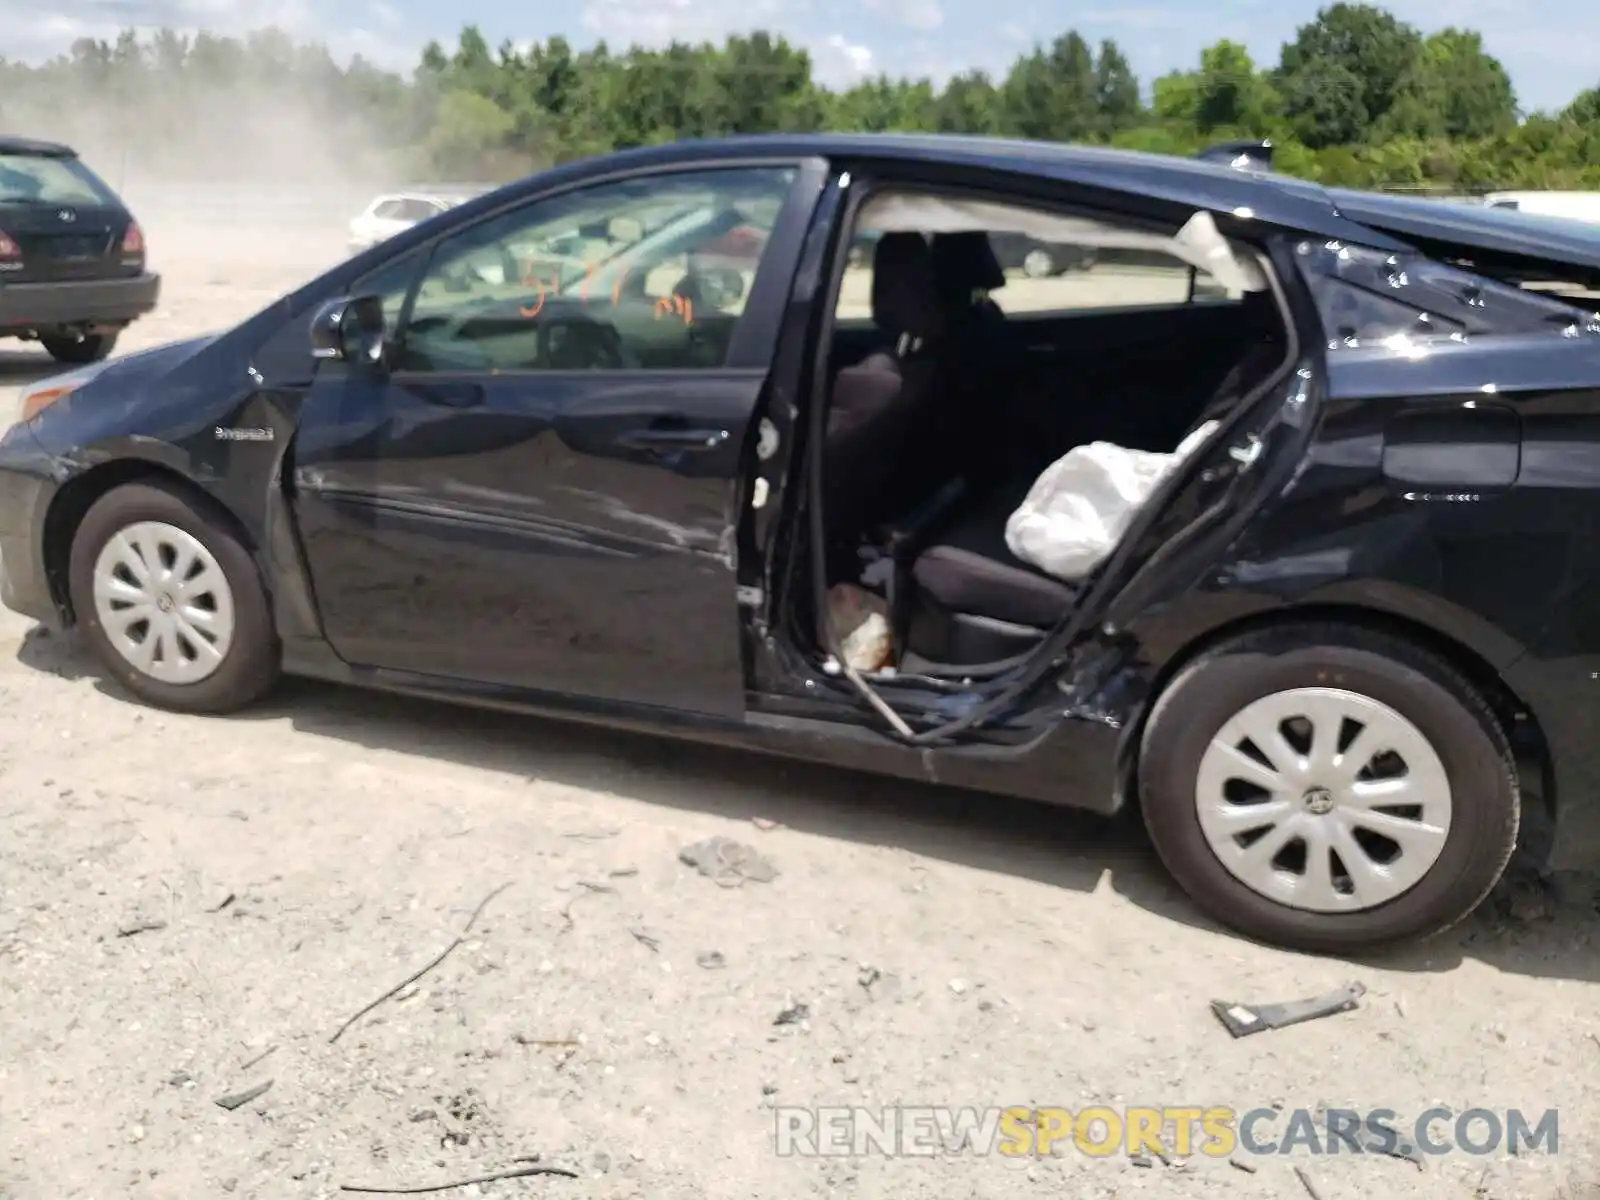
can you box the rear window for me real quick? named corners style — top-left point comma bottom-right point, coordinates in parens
top-left (0, 153), bottom-right (118, 207)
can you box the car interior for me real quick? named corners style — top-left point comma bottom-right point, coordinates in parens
top-left (789, 189), bottom-right (1291, 681)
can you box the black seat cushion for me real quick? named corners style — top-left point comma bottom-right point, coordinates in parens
top-left (910, 483), bottom-right (1078, 629)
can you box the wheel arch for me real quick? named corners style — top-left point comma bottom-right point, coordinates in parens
top-left (41, 458), bottom-right (259, 625)
top-left (1115, 602), bottom-right (1554, 850)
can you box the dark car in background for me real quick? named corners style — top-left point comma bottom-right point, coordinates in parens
top-left (0, 137), bottom-right (159, 364)
top-left (987, 231), bottom-right (1098, 276)
top-left (8, 132), bottom-right (1600, 955)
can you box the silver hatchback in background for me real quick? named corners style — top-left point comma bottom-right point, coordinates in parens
top-left (346, 186), bottom-right (489, 252)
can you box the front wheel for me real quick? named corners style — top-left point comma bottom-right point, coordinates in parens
top-left (1137, 624), bottom-right (1519, 952)
top-left (1021, 247), bottom-right (1057, 278)
top-left (41, 331), bottom-right (118, 364)
top-left (67, 480), bottom-right (281, 713)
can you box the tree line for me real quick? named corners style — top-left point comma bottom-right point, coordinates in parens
top-left (2, 2), bottom-right (1599, 190)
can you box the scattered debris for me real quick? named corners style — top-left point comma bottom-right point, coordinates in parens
top-left (696, 950), bottom-right (726, 970)
top-left (1501, 875), bottom-right (1557, 923)
top-left (751, 817), bottom-right (781, 831)
top-left (678, 837), bottom-right (778, 887)
top-left (762, 1083), bottom-right (779, 1096)
top-left (857, 965), bottom-right (900, 1000)
top-left (558, 881), bottom-right (616, 931)
top-left (630, 926), bottom-right (662, 952)
top-left (116, 918), bottom-right (167, 938)
top-left (608, 867), bottom-right (639, 878)
top-left (209, 893), bottom-right (237, 913)
top-left (512, 1034), bottom-right (579, 1049)
top-left (329, 884), bottom-right (512, 1044)
top-left (774, 1002), bottom-right (810, 1026)
top-left (239, 1045), bottom-right (277, 1072)
top-left (562, 828), bottom-right (620, 841)
top-left (1130, 1153), bottom-right (1153, 1167)
top-left (948, 979), bottom-right (968, 995)
top-left (338, 1163), bottom-right (578, 1193)
top-left (1293, 1165), bottom-right (1325, 1200)
top-left (1210, 982), bottom-right (1366, 1038)
top-left (215, 1079), bottom-right (273, 1111)
top-left (1228, 1154), bottom-right (1258, 1173)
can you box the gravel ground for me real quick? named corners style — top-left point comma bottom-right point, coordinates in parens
top-left (1, 202), bottom-right (1598, 1200)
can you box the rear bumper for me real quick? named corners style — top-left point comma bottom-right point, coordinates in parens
top-left (0, 272), bottom-right (161, 332)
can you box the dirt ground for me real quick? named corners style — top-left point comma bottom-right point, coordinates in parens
top-left (1, 203), bottom-right (1599, 1200)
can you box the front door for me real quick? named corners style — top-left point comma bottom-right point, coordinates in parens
top-left (290, 163), bottom-right (818, 718)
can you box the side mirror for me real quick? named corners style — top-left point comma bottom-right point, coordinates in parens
top-left (310, 294), bottom-right (387, 367)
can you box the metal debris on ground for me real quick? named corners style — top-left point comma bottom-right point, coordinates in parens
top-left (629, 926), bottom-right (662, 952)
top-left (209, 893), bottom-right (237, 913)
top-left (696, 950), bottom-right (726, 969)
top-left (1293, 1164), bottom-right (1326, 1200)
top-left (328, 883), bottom-right (512, 1044)
top-left (338, 1163), bottom-right (578, 1193)
top-left (115, 918), bottom-right (167, 938)
top-left (678, 837), bottom-right (778, 886)
top-left (1210, 982), bottom-right (1366, 1038)
top-left (774, 1002), bottom-right (811, 1026)
top-left (1228, 1154), bottom-right (1258, 1173)
top-left (239, 1045), bottom-right (277, 1072)
top-left (214, 1079), bottom-right (273, 1111)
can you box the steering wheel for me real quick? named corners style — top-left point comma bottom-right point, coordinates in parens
top-left (538, 313), bottom-right (640, 370)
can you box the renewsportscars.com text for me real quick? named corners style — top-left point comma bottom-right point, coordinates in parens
top-left (773, 1105), bottom-right (1559, 1159)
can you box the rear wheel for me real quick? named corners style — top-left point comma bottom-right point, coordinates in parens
top-left (41, 331), bottom-right (117, 364)
top-left (67, 480), bottom-right (280, 714)
top-left (1137, 624), bottom-right (1519, 952)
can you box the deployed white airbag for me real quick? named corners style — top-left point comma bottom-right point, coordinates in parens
top-left (1004, 420), bottom-right (1220, 582)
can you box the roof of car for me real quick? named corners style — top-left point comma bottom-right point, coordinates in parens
top-left (0, 135), bottom-right (77, 158)
top-left (463, 132), bottom-right (1403, 252)
top-left (384, 133), bottom-right (1600, 278)
top-left (1328, 187), bottom-right (1600, 271)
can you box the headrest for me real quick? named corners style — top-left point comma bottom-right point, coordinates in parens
top-left (870, 232), bottom-right (943, 342)
top-left (931, 232), bottom-right (1006, 296)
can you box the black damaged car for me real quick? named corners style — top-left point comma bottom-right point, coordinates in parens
top-left (2, 133), bottom-right (1599, 953)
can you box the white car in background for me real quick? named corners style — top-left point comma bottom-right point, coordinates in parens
top-left (347, 189), bottom-right (486, 252)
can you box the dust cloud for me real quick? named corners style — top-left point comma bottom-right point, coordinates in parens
top-left (4, 79), bottom-right (416, 280)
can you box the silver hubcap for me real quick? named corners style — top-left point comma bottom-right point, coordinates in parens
top-left (92, 521), bottom-right (235, 685)
top-left (1023, 249), bottom-right (1054, 277)
top-left (1194, 687), bottom-right (1452, 913)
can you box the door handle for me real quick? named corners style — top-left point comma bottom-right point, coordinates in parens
top-left (621, 423), bottom-right (730, 452)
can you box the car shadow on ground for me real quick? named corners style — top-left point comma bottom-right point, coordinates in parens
top-left (18, 624), bottom-right (1600, 984)
top-left (0, 348), bottom-right (70, 389)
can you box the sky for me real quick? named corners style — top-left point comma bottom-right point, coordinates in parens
top-left (9, 0), bottom-right (1599, 115)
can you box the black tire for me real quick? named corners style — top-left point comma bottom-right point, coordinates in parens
top-left (1137, 623), bottom-right (1518, 953)
top-left (41, 331), bottom-right (117, 364)
top-left (67, 480), bottom-right (281, 714)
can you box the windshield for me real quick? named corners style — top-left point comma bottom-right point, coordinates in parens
top-left (0, 154), bottom-right (118, 206)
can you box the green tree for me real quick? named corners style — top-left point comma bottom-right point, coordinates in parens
top-left (1093, 40), bottom-right (1142, 133)
top-left (1381, 29), bottom-right (1516, 140)
top-left (1278, 3), bottom-right (1421, 145)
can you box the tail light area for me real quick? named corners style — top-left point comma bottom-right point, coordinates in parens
top-left (0, 229), bottom-right (20, 272)
top-left (121, 220), bottom-right (145, 258)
